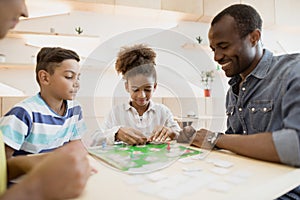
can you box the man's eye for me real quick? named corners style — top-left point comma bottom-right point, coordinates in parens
top-left (220, 45), bottom-right (228, 49)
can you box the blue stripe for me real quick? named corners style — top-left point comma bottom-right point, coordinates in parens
top-left (67, 105), bottom-right (82, 120)
top-left (32, 112), bottom-right (65, 125)
top-left (32, 105), bottom-right (82, 125)
top-left (5, 107), bottom-right (32, 136)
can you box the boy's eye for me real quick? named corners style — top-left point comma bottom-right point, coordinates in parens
top-left (65, 76), bottom-right (73, 79)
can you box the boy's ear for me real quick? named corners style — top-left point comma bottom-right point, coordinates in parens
top-left (154, 82), bottom-right (157, 90)
top-left (38, 70), bottom-right (50, 85)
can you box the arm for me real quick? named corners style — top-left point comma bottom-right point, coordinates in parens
top-left (217, 132), bottom-right (280, 162)
top-left (149, 105), bottom-right (181, 142)
top-left (191, 129), bottom-right (280, 162)
top-left (4, 146), bottom-right (14, 160)
top-left (7, 153), bottom-right (47, 181)
top-left (1, 141), bottom-right (91, 200)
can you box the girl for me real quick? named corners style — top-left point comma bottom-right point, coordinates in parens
top-left (98, 44), bottom-right (180, 145)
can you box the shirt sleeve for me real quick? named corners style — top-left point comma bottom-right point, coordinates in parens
top-left (162, 105), bottom-right (181, 137)
top-left (99, 109), bottom-right (120, 145)
top-left (70, 105), bottom-right (87, 141)
top-left (0, 106), bottom-right (32, 151)
top-left (272, 64), bottom-right (300, 167)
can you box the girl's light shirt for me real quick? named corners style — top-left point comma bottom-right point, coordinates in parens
top-left (100, 100), bottom-right (181, 145)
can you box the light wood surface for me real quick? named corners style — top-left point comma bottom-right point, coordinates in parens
top-left (75, 148), bottom-right (300, 200)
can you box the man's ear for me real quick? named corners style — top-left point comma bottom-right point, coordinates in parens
top-left (38, 70), bottom-right (50, 85)
top-left (250, 29), bottom-right (261, 46)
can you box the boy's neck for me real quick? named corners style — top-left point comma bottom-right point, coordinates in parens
top-left (39, 92), bottom-right (66, 116)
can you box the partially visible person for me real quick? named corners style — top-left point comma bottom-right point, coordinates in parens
top-left (190, 4), bottom-right (300, 199)
top-left (0, 0), bottom-right (92, 199)
top-left (1, 140), bottom-right (91, 200)
top-left (0, 46), bottom-right (86, 159)
top-left (94, 44), bottom-right (180, 146)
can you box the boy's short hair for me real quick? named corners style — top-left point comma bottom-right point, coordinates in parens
top-left (35, 47), bottom-right (80, 84)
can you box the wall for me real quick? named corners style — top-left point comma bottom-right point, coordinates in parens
top-left (0, 96), bottom-right (227, 135)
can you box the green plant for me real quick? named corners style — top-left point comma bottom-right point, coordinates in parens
top-left (196, 36), bottom-right (202, 44)
top-left (201, 70), bottom-right (214, 89)
top-left (75, 26), bottom-right (83, 35)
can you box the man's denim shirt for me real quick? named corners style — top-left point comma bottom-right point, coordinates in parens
top-left (225, 49), bottom-right (300, 167)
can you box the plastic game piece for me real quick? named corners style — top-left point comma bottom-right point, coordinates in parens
top-left (130, 149), bottom-right (134, 159)
top-left (102, 140), bottom-right (106, 149)
top-left (167, 142), bottom-right (171, 151)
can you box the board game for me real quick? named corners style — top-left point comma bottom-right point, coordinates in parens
top-left (88, 142), bottom-right (202, 174)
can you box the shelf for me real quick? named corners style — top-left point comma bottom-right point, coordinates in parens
top-left (7, 30), bottom-right (100, 39)
top-left (0, 63), bottom-right (34, 70)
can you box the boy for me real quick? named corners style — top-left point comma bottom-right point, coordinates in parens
top-left (1, 47), bottom-right (86, 158)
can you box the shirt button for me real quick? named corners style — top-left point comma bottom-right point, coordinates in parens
top-left (263, 108), bottom-right (267, 112)
top-left (238, 108), bottom-right (242, 112)
top-left (242, 87), bottom-right (246, 91)
top-left (251, 108), bottom-right (255, 112)
top-left (243, 130), bottom-right (246, 134)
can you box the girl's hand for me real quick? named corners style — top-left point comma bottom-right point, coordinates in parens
top-left (149, 126), bottom-right (175, 143)
top-left (116, 127), bottom-right (147, 145)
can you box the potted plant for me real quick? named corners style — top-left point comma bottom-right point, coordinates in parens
top-left (200, 70), bottom-right (214, 97)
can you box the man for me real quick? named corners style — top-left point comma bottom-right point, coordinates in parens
top-left (0, 0), bottom-right (92, 199)
top-left (191, 4), bottom-right (300, 199)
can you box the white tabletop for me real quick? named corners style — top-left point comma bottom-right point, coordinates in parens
top-left (75, 148), bottom-right (300, 200)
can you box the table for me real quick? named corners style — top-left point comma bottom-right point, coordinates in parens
top-left (75, 148), bottom-right (300, 200)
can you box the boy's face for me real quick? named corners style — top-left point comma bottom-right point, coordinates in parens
top-left (47, 59), bottom-right (81, 100)
top-left (125, 74), bottom-right (156, 109)
top-left (0, 0), bottom-right (28, 39)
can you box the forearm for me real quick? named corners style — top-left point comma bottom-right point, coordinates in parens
top-left (0, 174), bottom-right (42, 200)
top-left (217, 132), bottom-right (281, 163)
top-left (7, 154), bottom-right (47, 181)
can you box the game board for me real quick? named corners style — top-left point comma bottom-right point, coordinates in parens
top-left (88, 142), bottom-right (202, 174)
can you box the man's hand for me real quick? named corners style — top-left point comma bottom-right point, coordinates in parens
top-left (191, 128), bottom-right (216, 150)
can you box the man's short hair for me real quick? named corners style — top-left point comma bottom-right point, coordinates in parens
top-left (211, 4), bottom-right (262, 38)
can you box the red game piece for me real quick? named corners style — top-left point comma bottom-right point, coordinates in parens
top-left (167, 142), bottom-right (171, 151)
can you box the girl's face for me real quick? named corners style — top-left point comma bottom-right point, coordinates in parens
top-left (47, 59), bottom-right (81, 100)
top-left (126, 74), bottom-right (157, 109)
